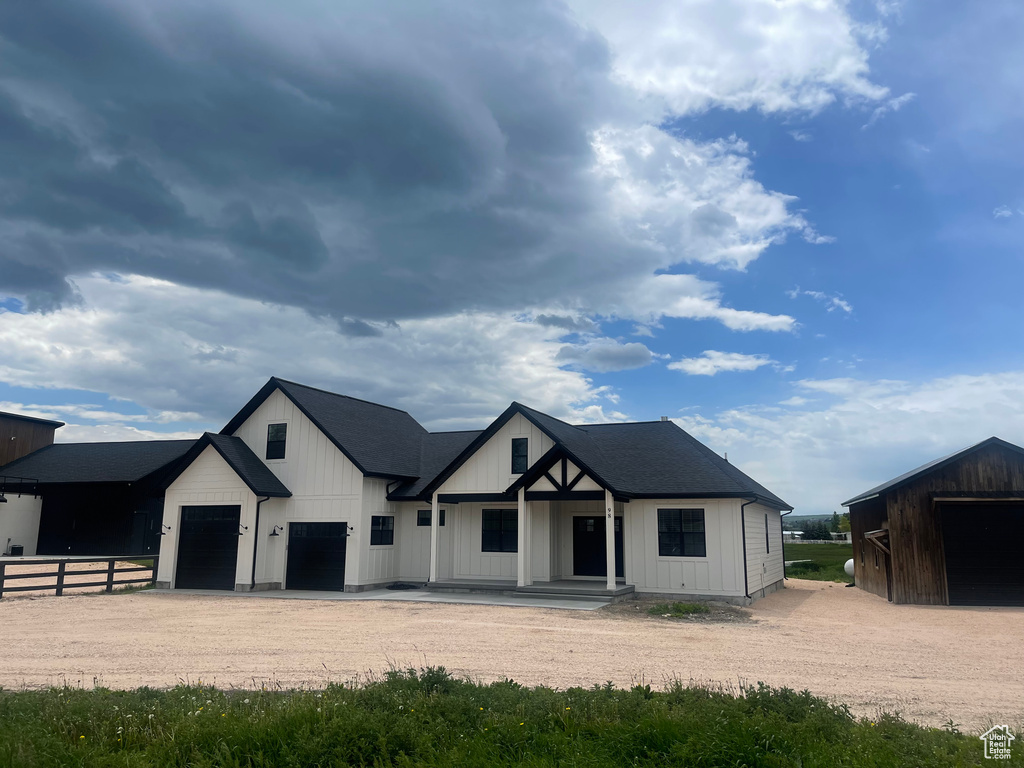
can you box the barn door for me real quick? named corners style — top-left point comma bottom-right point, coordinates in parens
top-left (940, 503), bottom-right (1024, 606)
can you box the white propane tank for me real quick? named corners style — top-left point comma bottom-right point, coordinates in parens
top-left (844, 559), bottom-right (855, 577)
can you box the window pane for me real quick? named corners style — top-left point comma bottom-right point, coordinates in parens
top-left (417, 510), bottom-right (431, 526)
top-left (511, 438), bottom-right (528, 474)
top-left (266, 423), bottom-right (287, 460)
top-left (439, 509), bottom-right (446, 526)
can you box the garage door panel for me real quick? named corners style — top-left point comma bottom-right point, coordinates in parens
top-left (286, 522), bottom-right (347, 591)
top-left (941, 504), bottom-right (1024, 606)
top-left (175, 505), bottom-right (240, 590)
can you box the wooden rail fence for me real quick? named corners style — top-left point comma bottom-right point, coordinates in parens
top-left (0, 556), bottom-right (158, 599)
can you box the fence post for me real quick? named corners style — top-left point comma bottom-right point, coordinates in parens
top-left (151, 556), bottom-right (159, 585)
top-left (55, 561), bottom-right (66, 596)
top-left (106, 559), bottom-right (116, 593)
top-left (0, 563), bottom-right (5, 599)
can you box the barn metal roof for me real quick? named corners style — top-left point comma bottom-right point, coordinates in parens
top-left (841, 436), bottom-right (1024, 507)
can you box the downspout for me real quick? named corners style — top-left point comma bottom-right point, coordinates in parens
top-left (251, 496), bottom-right (270, 590)
top-left (740, 498), bottom-right (758, 600)
top-left (780, 509), bottom-right (792, 580)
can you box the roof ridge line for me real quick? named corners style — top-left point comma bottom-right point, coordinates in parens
top-left (272, 377), bottom-right (416, 417)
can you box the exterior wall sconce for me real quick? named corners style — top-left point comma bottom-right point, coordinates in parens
top-left (269, 525), bottom-right (283, 537)
top-left (158, 524), bottom-right (172, 536)
top-left (237, 524), bottom-right (249, 536)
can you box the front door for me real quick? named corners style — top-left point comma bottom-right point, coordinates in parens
top-left (572, 516), bottom-right (624, 578)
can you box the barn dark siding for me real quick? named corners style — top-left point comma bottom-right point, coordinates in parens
top-left (36, 482), bottom-right (164, 556)
top-left (849, 497), bottom-right (889, 601)
top-left (0, 414), bottom-right (61, 466)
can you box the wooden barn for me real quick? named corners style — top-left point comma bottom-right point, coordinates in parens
top-left (842, 437), bottom-right (1024, 606)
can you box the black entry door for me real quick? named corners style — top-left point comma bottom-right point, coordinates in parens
top-left (175, 505), bottom-right (240, 590)
top-left (286, 522), bottom-right (348, 591)
top-left (941, 504), bottom-right (1024, 606)
top-left (572, 516), bottom-right (624, 578)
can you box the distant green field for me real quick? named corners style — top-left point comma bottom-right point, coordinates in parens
top-left (784, 542), bottom-right (853, 583)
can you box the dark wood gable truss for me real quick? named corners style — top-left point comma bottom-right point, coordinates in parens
top-left (506, 446), bottom-right (619, 502)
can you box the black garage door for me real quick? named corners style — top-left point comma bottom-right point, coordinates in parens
top-left (286, 522), bottom-right (348, 591)
top-left (175, 505), bottom-right (241, 590)
top-left (941, 503), bottom-right (1024, 606)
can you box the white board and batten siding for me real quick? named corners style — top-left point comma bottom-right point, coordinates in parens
top-left (743, 503), bottom-right (785, 597)
top-left (624, 499), bottom-right (747, 598)
top-left (438, 414), bottom-right (553, 494)
top-left (157, 444), bottom-right (257, 588)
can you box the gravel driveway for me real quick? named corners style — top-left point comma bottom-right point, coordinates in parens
top-left (0, 579), bottom-right (1020, 730)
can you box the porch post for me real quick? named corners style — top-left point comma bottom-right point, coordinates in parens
top-left (604, 488), bottom-right (616, 591)
top-left (517, 487), bottom-right (527, 587)
top-left (429, 492), bottom-right (440, 583)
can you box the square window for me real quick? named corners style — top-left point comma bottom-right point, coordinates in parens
top-left (266, 423), bottom-right (287, 460)
top-left (482, 509), bottom-right (517, 552)
top-left (511, 438), bottom-right (528, 474)
top-left (370, 515), bottom-right (394, 546)
top-left (658, 509), bottom-right (706, 557)
top-left (417, 510), bottom-right (431, 527)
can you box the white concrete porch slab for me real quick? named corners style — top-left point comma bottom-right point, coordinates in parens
top-left (143, 587), bottom-right (610, 611)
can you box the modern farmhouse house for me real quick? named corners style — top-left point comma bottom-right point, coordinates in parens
top-left (155, 378), bottom-right (790, 603)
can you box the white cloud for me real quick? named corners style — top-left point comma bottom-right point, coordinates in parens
top-left (555, 339), bottom-right (654, 373)
top-left (570, 0), bottom-right (889, 116)
top-left (591, 125), bottom-right (827, 271)
top-left (993, 205), bottom-right (1013, 219)
top-left (787, 287), bottom-right (853, 314)
top-left (862, 91), bottom-right (916, 129)
top-left (789, 130), bottom-right (813, 142)
top-left (675, 372), bottom-right (1024, 511)
top-left (0, 274), bottom-right (635, 433)
top-left (668, 350), bottom-right (779, 376)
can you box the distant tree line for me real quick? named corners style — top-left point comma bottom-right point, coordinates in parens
top-left (798, 512), bottom-right (851, 540)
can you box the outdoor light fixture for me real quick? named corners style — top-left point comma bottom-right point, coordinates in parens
top-left (269, 525), bottom-right (283, 537)
top-left (158, 524), bottom-right (172, 536)
top-left (237, 524), bottom-right (249, 536)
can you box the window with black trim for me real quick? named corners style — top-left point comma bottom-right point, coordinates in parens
top-left (440, 509), bottom-right (445, 526)
top-left (482, 509), bottom-right (517, 552)
top-left (370, 515), bottom-right (394, 545)
top-left (657, 508), bottom-right (706, 557)
top-left (266, 423), bottom-right (287, 460)
top-left (765, 513), bottom-right (770, 554)
top-left (417, 510), bottom-right (431, 526)
top-left (511, 438), bottom-right (528, 474)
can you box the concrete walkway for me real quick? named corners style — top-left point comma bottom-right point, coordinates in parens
top-left (143, 587), bottom-right (611, 611)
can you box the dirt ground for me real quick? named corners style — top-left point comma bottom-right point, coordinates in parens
top-left (0, 579), bottom-right (1021, 731)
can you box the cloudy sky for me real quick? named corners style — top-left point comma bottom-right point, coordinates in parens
top-left (1, 0), bottom-right (1022, 512)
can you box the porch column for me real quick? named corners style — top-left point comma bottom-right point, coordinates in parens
top-left (517, 487), bottom-right (527, 587)
top-left (429, 492), bottom-right (440, 583)
top-left (604, 488), bottom-right (616, 591)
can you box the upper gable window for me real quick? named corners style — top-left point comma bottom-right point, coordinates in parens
top-left (266, 423), bottom-right (287, 460)
top-left (511, 438), bottom-right (528, 474)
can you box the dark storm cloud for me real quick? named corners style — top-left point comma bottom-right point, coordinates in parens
top-left (534, 314), bottom-right (600, 333)
top-left (0, 1), bottom-right (642, 323)
top-left (555, 340), bottom-right (653, 372)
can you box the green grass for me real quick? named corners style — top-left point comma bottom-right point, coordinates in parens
top-left (0, 668), bottom-right (1012, 767)
top-left (784, 542), bottom-right (854, 583)
top-left (647, 601), bottom-right (711, 618)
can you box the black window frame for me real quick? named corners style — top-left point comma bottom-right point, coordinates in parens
top-left (765, 513), bottom-right (770, 554)
top-left (417, 509), bottom-right (445, 526)
top-left (370, 515), bottom-right (394, 546)
top-left (511, 438), bottom-right (528, 474)
top-left (266, 422), bottom-right (287, 460)
top-left (657, 508), bottom-right (707, 558)
top-left (482, 508), bottom-right (518, 552)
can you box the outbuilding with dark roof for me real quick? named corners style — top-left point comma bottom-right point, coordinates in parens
top-left (842, 437), bottom-right (1024, 606)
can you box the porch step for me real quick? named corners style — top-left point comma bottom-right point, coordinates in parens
top-left (425, 580), bottom-right (634, 604)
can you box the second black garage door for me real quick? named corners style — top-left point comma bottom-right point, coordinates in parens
top-left (175, 505), bottom-right (240, 590)
top-left (286, 522), bottom-right (348, 591)
top-left (941, 503), bottom-right (1024, 606)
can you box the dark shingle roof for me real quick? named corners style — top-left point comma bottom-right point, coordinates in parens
top-left (162, 433), bottom-right (291, 497)
top-left (389, 430), bottom-right (483, 499)
top-left (222, 378), bottom-right (426, 478)
top-left (842, 437), bottom-right (1024, 507)
top-left (0, 440), bottom-right (194, 483)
